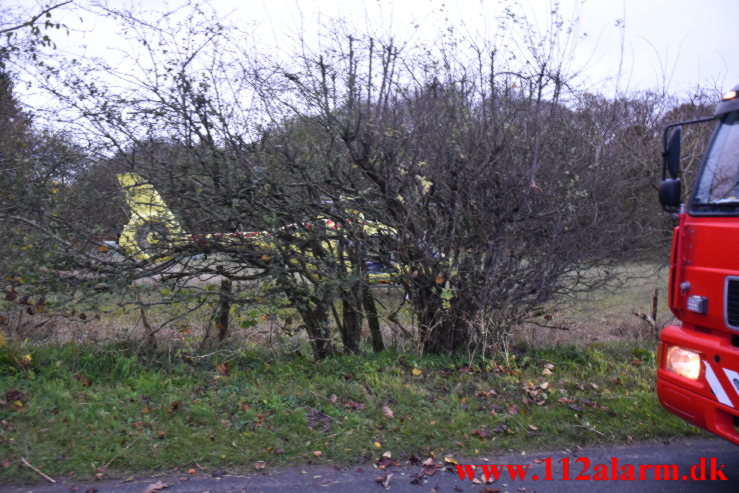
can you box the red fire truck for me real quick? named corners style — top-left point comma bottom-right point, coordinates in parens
top-left (657, 85), bottom-right (739, 445)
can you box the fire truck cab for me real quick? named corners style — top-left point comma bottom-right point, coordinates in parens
top-left (657, 85), bottom-right (739, 445)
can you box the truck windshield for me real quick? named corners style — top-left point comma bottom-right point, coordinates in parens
top-left (693, 112), bottom-right (739, 208)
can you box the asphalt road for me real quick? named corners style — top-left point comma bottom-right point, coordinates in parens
top-left (1, 437), bottom-right (737, 493)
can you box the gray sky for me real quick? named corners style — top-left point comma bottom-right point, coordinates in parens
top-left (7, 0), bottom-right (739, 98)
top-left (231, 0), bottom-right (738, 95)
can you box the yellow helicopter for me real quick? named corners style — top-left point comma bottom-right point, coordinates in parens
top-left (116, 173), bottom-right (397, 284)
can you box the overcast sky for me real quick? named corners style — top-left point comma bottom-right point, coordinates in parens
top-left (227, 0), bottom-right (737, 95)
top-left (7, 0), bottom-right (739, 99)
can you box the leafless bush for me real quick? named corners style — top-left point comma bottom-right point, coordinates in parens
top-left (0, 1), bottom-right (720, 358)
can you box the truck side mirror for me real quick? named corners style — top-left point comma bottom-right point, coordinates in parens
top-left (665, 126), bottom-right (681, 178)
top-left (659, 178), bottom-right (682, 208)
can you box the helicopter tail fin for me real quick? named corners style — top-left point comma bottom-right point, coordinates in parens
top-left (117, 173), bottom-right (185, 260)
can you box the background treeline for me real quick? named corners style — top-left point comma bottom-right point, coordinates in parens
top-left (0, 1), bottom-right (719, 359)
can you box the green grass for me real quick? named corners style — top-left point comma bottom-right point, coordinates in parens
top-left (566, 264), bottom-right (670, 323)
top-left (0, 340), bottom-right (703, 483)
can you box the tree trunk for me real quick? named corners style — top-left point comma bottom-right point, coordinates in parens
top-left (341, 296), bottom-right (362, 354)
top-left (415, 280), bottom-right (470, 354)
top-left (298, 299), bottom-right (335, 360)
top-left (216, 278), bottom-right (232, 341)
top-left (363, 288), bottom-right (384, 352)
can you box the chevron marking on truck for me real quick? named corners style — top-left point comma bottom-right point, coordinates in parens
top-left (703, 360), bottom-right (733, 408)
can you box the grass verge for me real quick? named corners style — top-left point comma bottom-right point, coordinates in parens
top-left (0, 341), bottom-right (703, 483)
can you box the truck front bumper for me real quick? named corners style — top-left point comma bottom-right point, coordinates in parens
top-left (657, 324), bottom-right (739, 445)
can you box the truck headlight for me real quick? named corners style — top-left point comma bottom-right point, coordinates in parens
top-left (665, 346), bottom-right (701, 380)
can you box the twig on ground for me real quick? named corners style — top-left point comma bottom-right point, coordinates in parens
top-left (21, 458), bottom-right (56, 483)
top-left (103, 437), bottom-right (140, 469)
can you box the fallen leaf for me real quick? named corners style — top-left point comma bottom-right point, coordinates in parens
top-left (187, 468), bottom-right (197, 475)
top-left (312, 450), bottom-right (322, 457)
top-left (493, 423), bottom-right (509, 433)
top-left (306, 408), bottom-right (332, 432)
top-left (471, 429), bottom-right (492, 439)
top-left (478, 389), bottom-right (499, 398)
top-left (409, 472), bottom-right (424, 484)
top-left (373, 441), bottom-right (382, 449)
top-left (329, 394), bottom-right (338, 404)
top-left (344, 400), bottom-right (364, 411)
top-left (590, 383), bottom-right (599, 390)
top-left (239, 401), bottom-right (250, 412)
top-left (375, 471), bottom-right (392, 489)
top-left (254, 461), bottom-right (266, 470)
top-left (74, 374), bottom-right (92, 387)
top-left (411, 368), bottom-right (423, 376)
top-left (528, 424), bottom-right (538, 431)
top-left (376, 452), bottom-right (400, 469)
top-left (542, 368), bottom-right (553, 376)
top-left (382, 405), bottom-right (394, 418)
top-left (143, 481), bottom-right (169, 493)
top-left (508, 405), bottom-right (519, 416)
top-left (216, 362), bottom-right (230, 376)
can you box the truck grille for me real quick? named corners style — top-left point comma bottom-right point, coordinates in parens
top-left (726, 278), bottom-right (739, 328)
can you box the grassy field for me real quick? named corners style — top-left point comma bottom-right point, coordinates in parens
top-left (0, 263), bottom-right (706, 484)
top-left (0, 341), bottom-right (702, 483)
top-left (516, 263), bottom-right (671, 346)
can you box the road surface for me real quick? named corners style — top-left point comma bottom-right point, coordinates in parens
top-left (1, 437), bottom-right (736, 492)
